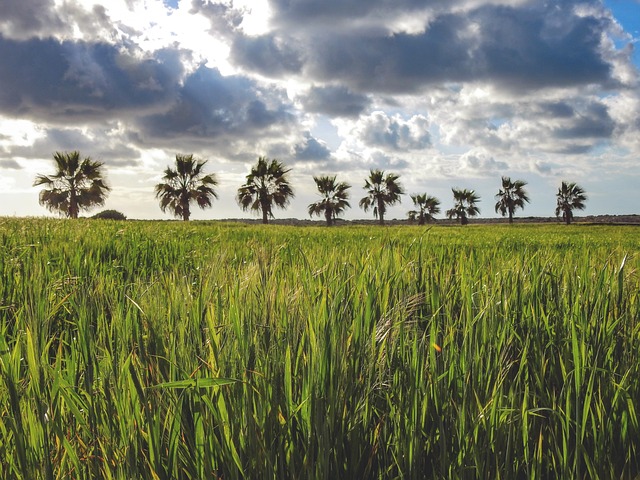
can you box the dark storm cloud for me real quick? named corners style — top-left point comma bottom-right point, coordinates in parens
top-left (300, 86), bottom-right (370, 118)
top-left (539, 102), bottom-right (575, 118)
top-left (517, 99), bottom-right (615, 151)
top-left (270, 0), bottom-right (388, 21)
top-left (0, 35), bottom-right (183, 122)
top-left (471, 4), bottom-right (612, 90)
top-left (303, 20), bottom-right (471, 93)
top-left (554, 103), bottom-right (615, 140)
top-left (268, 0), bottom-right (445, 26)
top-left (0, 0), bottom-right (65, 39)
top-left (1, 0), bottom-right (129, 44)
top-left (294, 133), bottom-right (332, 161)
top-left (230, 34), bottom-right (304, 77)
top-left (239, 2), bottom-right (616, 94)
top-left (137, 65), bottom-right (295, 142)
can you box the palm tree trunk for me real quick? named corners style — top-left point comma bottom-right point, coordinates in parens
top-left (325, 209), bottom-right (332, 227)
top-left (508, 211), bottom-right (513, 224)
top-left (258, 194), bottom-right (270, 224)
top-left (69, 189), bottom-right (79, 219)
top-left (181, 195), bottom-right (190, 221)
top-left (378, 198), bottom-right (385, 225)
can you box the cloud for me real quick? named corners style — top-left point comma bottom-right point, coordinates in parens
top-left (268, 0), bottom-right (484, 29)
top-left (137, 65), bottom-right (293, 137)
top-left (538, 102), bottom-right (575, 118)
top-left (351, 112), bottom-right (431, 151)
top-left (190, 0), bottom-right (246, 38)
top-left (366, 149), bottom-right (410, 170)
top-left (294, 132), bottom-right (332, 161)
top-left (0, 32), bottom-right (300, 157)
top-left (428, 83), bottom-right (621, 161)
top-left (230, 34), bottom-right (304, 77)
top-left (472, 4), bottom-right (615, 90)
top-left (300, 85), bottom-right (370, 118)
top-left (7, 126), bottom-right (141, 167)
top-left (331, 142), bottom-right (411, 173)
top-left (0, 159), bottom-right (21, 169)
top-left (60, 3), bottom-right (120, 42)
top-left (604, 90), bottom-right (640, 151)
top-left (269, 0), bottom-right (409, 24)
top-left (458, 149), bottom-right (508, 176)
top-left (0, 35), bottom-right (184, 122)
top-left (0, 0), bottom-right (65, 40)
top-left (0, 0), bottom-right (133, 45)
top-left (240, 2), bottom-right (622, 95)
top-left (553, 102), bottom-right (615, 139)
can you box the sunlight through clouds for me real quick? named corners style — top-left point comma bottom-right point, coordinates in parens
top-left (0, 119), bottom-right (45, 149)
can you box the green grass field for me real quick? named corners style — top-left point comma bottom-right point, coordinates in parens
top-left (0, 218), bottom-right (638, 479)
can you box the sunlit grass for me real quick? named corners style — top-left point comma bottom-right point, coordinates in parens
top-left (0, 218), bottom-right (638, 478)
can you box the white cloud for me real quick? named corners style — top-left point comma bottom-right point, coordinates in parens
top-left (458, 149), bottom-right (508, 176)
top-left (342, 111), bottom-right (431, 152)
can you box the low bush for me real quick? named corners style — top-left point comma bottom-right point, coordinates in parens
top-left (91, 209), bottom-right (127, 220)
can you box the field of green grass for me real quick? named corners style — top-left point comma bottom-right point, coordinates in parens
top-left (0, 218), bottom-right (638, 479)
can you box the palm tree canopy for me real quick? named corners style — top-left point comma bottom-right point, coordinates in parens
top-left (555, 181), bottom-right (587, 222)
top-left (308, 175), bottom-right (351, 223)
top-left (154, 154), bottom-right (218, 220)
top-left (359, 169), bottom-right (404, 220)
top-left (236, 156), bottom-right (294, 222)
top-left (446, 188), bottom-right (480, 224)
top-left (407, 193), bottom-right (441, 224)
top-left (33, 151), bottom-right (111, 218)
top-left (494, 176), bottom-right (530, 219)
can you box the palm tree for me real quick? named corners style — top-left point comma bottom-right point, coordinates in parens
top-left (359, 169), bottom-right (404, 225)
top-left (237, 156), bottom-right (294, 224)
top-left (494, 176), bottom-right (530, 223)
top-left (155, 154), bottom-right (218, 221)
top-left (407, 193), bottom-right (441, 225)
top-left (555, 181), bottom-right (587, 225)
top-left (446, 188), bottom-right (481, 225)
top-left (33, 151), bottom-right (111, 218)
top-left (308, 175), bottom-right (351, 226)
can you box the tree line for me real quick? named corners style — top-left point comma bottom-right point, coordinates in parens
top-left (33, 151), bottom-right (588, 225)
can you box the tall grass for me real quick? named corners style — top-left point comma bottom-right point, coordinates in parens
top-left (0, 218), bottom-right (638, 478)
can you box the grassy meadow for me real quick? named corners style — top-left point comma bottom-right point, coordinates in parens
top-left (0, 218), bottom-right (639, 479)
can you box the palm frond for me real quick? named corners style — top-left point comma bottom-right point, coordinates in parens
top-left (359, 169), bottom-right (404, 224)
top-left (34, 151), bottom-right (110, 218)
top-left (154, 154), bottom-right (218, 220)
top-left (236, 157), bottom-right (294, 222)
top-left (449, 188), bottom-right (480, 225)
top-left (494, 176), bottom-right (529, 222)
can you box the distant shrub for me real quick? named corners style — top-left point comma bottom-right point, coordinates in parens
top-left (91, 209), bottom-right (127, 220)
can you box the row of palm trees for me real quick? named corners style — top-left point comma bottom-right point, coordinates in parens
top-left (33, 151), bottom-right (588, 225)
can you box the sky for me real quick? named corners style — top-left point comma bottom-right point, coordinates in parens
top-left (0, 0), bottom-right (639, 221)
